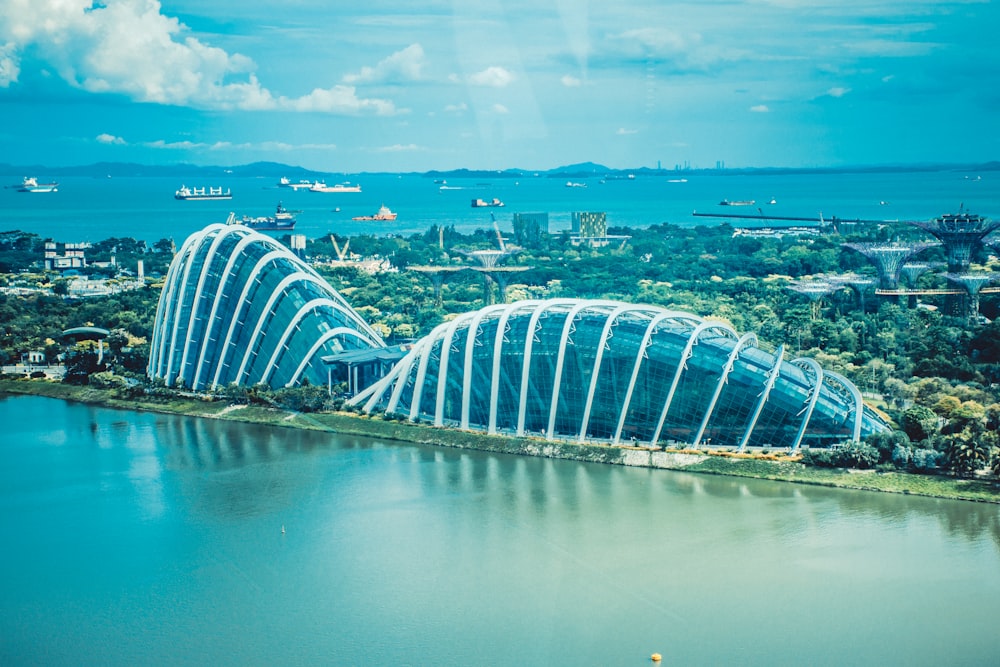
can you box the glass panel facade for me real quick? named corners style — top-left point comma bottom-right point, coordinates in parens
top-left (149, 224), bottom-right (383, 390)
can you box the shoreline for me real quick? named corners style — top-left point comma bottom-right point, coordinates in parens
top-left (3, 378), bottom-right (999, 504)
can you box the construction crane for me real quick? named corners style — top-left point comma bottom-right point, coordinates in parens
top-left (492, 215), bottom-right (507, 252)
top-left (329, 234), bottom-right (350, 261)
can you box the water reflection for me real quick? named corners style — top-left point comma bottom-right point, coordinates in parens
top-left (6, 395), bottom-right (1000, 551)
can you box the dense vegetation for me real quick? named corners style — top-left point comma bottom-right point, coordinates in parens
top-left (3, 219), bottom-right (1000, 481)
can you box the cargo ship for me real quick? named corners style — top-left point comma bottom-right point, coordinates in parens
top-left (175, 185), bottom-right (232, 200)
top-left (309, 181), bottom-right (362, 193)
top-left (228, 203), bottom-right (296, 230)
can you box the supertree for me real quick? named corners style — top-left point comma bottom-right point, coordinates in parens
top-left (909, 212), bottom-right (1000, 272)
top-left (944, 272), bottom-right (1000, 322)
top-left (842, 241), bottom-right (940, 291)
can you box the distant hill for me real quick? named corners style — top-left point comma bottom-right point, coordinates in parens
top-left (0, 160), bottom-right (997, 180)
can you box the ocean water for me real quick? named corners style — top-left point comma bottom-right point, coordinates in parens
top-left (2, 169), bottom-right (998, 244)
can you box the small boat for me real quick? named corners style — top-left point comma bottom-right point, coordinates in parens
top-left (667, 178), bottom-right (688, 183)
top-left (768, 197), bottom-right (777, 205)
top-left (278, 177), bottom-right (315, 191)
top-left (565, 181), bottom-right (587, 188)
top-left (719, 199), bottom-right (755, 206)
top-left (16, 177), bottom-right (58, 193)
top-left (471, 198), bottom-right (505, 208)
top-left (228, 202), bottom-right (296, 230)
top-left (352, 205), bottom-right (397, 221)
top-left (309, 181), bottom-right (362, 193)
top-left (175, 185), bottom-right (232, 200)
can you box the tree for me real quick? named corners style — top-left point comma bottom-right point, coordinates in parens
top-left (900, 405), bottom-right (939, 443)
top-left (941, 430), bottom-right (993, 478)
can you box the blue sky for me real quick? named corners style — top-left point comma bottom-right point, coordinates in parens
top-left (1, 0), bottom-right (997, 172)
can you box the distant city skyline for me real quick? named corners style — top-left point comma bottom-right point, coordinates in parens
top-left (1, 1), bottom-right (997, 173)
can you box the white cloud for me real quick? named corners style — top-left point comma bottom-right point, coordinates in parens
top-left (343, 44), bottom-right (425, 84)
top-left (468, 66), bottom-right (514, 87)
top-left (616, 127), bottom-right (638, 135)
top-left (444, 102), bottom-right (468, 113)
top-left (826, 86), bottom-right (851, 98)
top-left (144, 139), bottom-right (337, 151)
top-left (0, 1), bottom-right (398, 115)
top-left (0, 41), bottom-right (19, 86)
top-left (749, 105), bottom-right (770, 113)
top-left (493, 104), bottom-right (509, 114)
top-left (561, 75), bottom-right (582, 87)
top-left (377, 143), bottom-right (421, 152)
top-left (96, 133), bottom-right (126, 145)
top-left (277, 86), bottom-right (398, 115)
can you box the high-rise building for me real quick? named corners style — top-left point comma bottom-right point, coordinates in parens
top-left (571, 211), bottom-right (607, 238)
top-left (511, 212), bottom-right (548, 248)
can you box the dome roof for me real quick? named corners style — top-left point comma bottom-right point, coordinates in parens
top-left (148, 224), bottom-right (383, 390)
top-left (351, 299), bottom-right (887, 451)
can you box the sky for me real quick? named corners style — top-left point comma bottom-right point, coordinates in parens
top-left (1, 0), bottom-right (998, 172)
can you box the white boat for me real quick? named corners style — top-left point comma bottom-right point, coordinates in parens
top-left (175, 185), bottom-right (232, 200)
top-left (471, 198), bottom-right (504, 208)
top-left (309, 181), bottom-right (362, 193)
top-left (17, 177), bottom-right (58, 193)
top-left (565, 181), bottom-right (587, 188)
top-left (278, 177), bottom-right (315, 191)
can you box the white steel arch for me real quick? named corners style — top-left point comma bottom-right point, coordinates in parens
top-left (434, 314), bottom-right (475, 426)
top-left (460, 305), bottom-right (507, 429)
top-left (152, 228), bottom-right (212, 380)
top-left (257, 299), bottom-right (367, 385)
top-left (209, 250), bottom-right (287, 388)
top-left (612, 312), bottom-right (700, 444)
top-left (232, 271), bottom-right (349, 385)
top-left (191, 232), bottom-right (267, 389)
top-left (546, 301), bottom-right (614, 440)
top-left (488, 301), bottom-right (542, 434)
top-left (406, 323), bottom-right (448, 419)
top-left (516, 299), bottom-right (578, 436)
top-left (649, 321), bottom-right (739, 446)
top-left (577, 304), bottom-right (639, 442)
top-left (738, 345), bottom-right (786, 452)
top-left (177, 225), bottom-right (247, 383)
top-left (285, 327), bottom-right (375, 388)
top-left (691, 332), bottom-right (758, 446)
top-left (790, 358), bottom-right (824, 454)
top-left (823, 371), bottom-right (866, 442)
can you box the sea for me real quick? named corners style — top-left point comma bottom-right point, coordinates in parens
top-left (2, 168), bottom-right (998, 244)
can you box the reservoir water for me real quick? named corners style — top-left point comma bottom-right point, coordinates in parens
top-left (1, 394), bottom-right (998, 665)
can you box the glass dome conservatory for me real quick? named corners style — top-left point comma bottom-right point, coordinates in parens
top-left (148, 223), bottom-right (384, 391)
top-left (350, 300), bottom-right (888, 451)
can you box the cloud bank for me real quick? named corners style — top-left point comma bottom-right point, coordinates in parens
top-left (0, 0), bottom-right (397, 114)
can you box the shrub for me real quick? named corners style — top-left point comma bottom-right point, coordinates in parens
top-left (910, 448), bottom-right (942, 473)
top-left (800, 448), bottom-right (835, 468)
top-left (832, 442), bottom-right (880, 469)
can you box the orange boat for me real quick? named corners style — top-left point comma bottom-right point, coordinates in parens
top-left (352, 205), bottom-right (397, 221)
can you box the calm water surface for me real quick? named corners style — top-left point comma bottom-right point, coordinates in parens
top-left (1, 395), bottom-right (999, 666)
top-left (3, 170), bottom-right (998, 243)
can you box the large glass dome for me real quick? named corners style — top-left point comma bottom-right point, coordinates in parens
top-left (148, 224), bottom-right (384, 390)
top-left (351, 300), bottom-right (888, 451)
